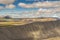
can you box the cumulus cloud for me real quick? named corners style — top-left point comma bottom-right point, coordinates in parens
top-left (18, 1), bottom-right (60, 8)
top-left (0, 8), bottom-right (60, 18)
top-left (5, 4), bottom-right (15, 9)
top-left (54, 7), bottom-right (60, 12)
top-left (0, 4), bottom-right (15, 10)
top-left (38, 8), bottom-right (53, 13)
top-left (18, 3), bottom-right (34, 8)
top-left (0, 0), bottom-right (16, 10)
top-left (0, 0), bottom-right (15, 4)
top-left (0, 6), bottom-right (5, 10)
top-left (37, 7), bottom-right (60, 14)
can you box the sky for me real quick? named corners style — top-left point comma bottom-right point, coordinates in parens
top-left (0, 0), bottom-right (60, 18)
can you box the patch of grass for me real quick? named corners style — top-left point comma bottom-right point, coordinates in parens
top-left (0, 21), bottom-right (27, 26)
top-left (45, 37), bottom-right (60, 40)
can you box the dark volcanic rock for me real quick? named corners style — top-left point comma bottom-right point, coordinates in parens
top-left (0, 20), bottom-right (60, 40)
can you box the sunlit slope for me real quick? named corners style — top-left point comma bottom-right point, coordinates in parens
top-left (45, 37), bottom-right (60, 40)
top-left (0, 20), bottom-right (60, 40)
top-left (0, 22), bottom-right (27, 25)
top-left (0, 18), bottom-right (57, 25)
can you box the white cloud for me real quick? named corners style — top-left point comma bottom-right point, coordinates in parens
top-left (0, 0), bottom-right (16, 10)
top-left (0, 0), bottom-right (15, 4)
top-left (0, 9), bottom-right (60, 18)
top-left (5, 4), bottom-right (15, 9)
top-left (34, 7), bottom-right (60, 17)
top-left (18, 1), bottom-right (60, 8)
top-left (54, 7), bottom-right (60, 12)
top-left (38, 8), bottom-right (53, 13)
top-left (0, 6), bottom-right (4, 10)
top-left (37, 7), bottom-right (60, 14)
top-left (18, 3), bottom-right (34, 8)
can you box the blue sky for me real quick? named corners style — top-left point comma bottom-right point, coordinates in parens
top-left (0, 0), bottom-right (60, 18)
